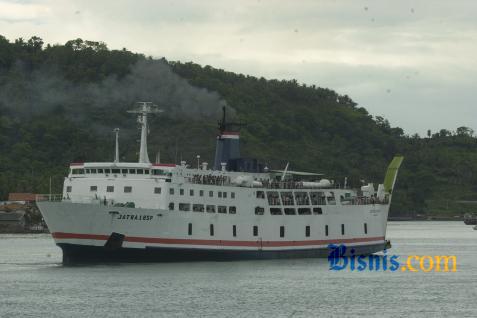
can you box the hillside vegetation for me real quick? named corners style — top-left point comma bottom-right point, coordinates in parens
top-left (1, 35), bottom-right (476, 217)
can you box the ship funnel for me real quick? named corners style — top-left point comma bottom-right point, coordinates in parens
top-left (213, 107), bottom-right (243, 170)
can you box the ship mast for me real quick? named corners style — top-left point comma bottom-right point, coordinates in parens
top-left (127, 102), bottom-right (163, 164)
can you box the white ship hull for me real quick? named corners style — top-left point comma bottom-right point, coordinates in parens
top-left (37, 200), bottom-right (389, 263)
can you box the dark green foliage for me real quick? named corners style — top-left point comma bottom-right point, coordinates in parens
top-left (0, 35), bottom-right (476, 217)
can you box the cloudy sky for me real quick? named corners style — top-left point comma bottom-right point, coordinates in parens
top-left (1, 0), bottom-right (476, 135)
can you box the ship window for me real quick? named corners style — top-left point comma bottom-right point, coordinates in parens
top-left (209, 191), bottom-right (213, 197)
top-left (267, 191), bottom-right (281, 206)
top-left (179, 203), bottom-right (190, 211)
top-left (229, 206), bottom-right (236, 214)
top-left (280, 192), bottom-right (294, 205)
top-left (313, 207), bottom-right (323, 215)
top-left (154, 187), bottom-right (161, 194)
top-left (169, 188), bottom-right (174, 195)
top-left (193, 204), bottom-right (204, 212)
top-left (90, 169), bottom-right (97, 174)
top-left (144, 170), bottom-right (149, 175)
top-left (137, 169), bottom-right (144, 174)
top-left (78, 169), bottom-right (85, 175)
top-left (270, 208), bottom-right (282, 215)
top-left (253, 226), bottom-right (258, 237)
top-left (233, 225), bottom-right (237, 237)
top-left (210, 224), bottom-right (214, 236)
top-left (105, 169), bottom-right (111, 174)
top-left (256, 191), bottom-right (265, 199)
top-left (188, 223), bottom-right (192, 235)
top-left (306, 226), bottom-right (310, 237)
top-left (364, 223), bottom-right (368, 234)
top-left (71, 169), bottom-right (77, 175)
top-left (341, 224), bottom-right (345, 235)
top-left (180, 189), bottom-right (184, 195)
top-left (310, 191), bottom-right (326, 205)
top-left (325, 225), bottom-right (329, 236)
top-left (169, 202), bottom-right (174, 210)
top-left (66, 186), bottom-right (72, 192)
top-left (231, 192), bottom-right (235, 199)
top-left (107, 186), bottom-right (114, 192)
top-left (97, 169), bottom-right (104, 173)
top-left (218, 206), bottom-right (227, 213)
top-left (112, 169), bottom-right (120, 174)
top-left (121, 169), bottom-right (128, 174)
top-left (254, 207), bottom-right (265, 215)
top-left (284, 208), bottom-right (296, 215)
top-left (206, 205), bottom-right (216, 213)
top-left (223, 192), bottom-right (227, 198)
top-left (190, 189), bottom-right (194, 196)
top-left (90, 186), bottom-right (97, 192)
top-left (124, 186), bottom-right (132, 193)
top-left (218, 192), bottom-right (222, 198)
top-left (298, 208), bottom-right (311, 215)
top-left (294, 192), bottom-right (310, 205)
top-left (129, 169), bottom-right (136, 174)
top-left (199, 190), bottom-right (204, 197)
top-left (327, 192), bottom-right (336, 205)
top-left (280, 226), bottom-right (285, 238)
top-left (85, 169), bottom-right (90, 174)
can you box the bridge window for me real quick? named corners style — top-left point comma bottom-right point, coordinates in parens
top-left (270, 208), bottom-right (282, 215)
top-left (112, 169), bottom-right (120, 174)
top-left (169, 188), bottom-right (174, 195)
top-left (210, 224), bottom-right (214, 236)
top-left (188, 223), bottom-right (192, 235)
top-left (325, 225), bottom-right (329, 236)
top-left (280, 192), bottom-right (294, 205)
top-left (310, 192), bottom-right (326, 205)
top-left (298, 208), bottom-right (311, 215)
top-left (169, 202), bottom-right (174, 210)
top-left (223, 192), bottom-right (227, 198)
top-left (90, 169), bottom-right (97, 174)
top-left (72, 168), bottom-right (84, 175)
top-left (154, 187), bottom-right (161, 194)
top-left (107, 186), bottom-right (114, 192)
top-left (233, 225), bottom-right (237, 237)
top-left (190, 189), bottom-right (194, 196)
top-left (364, 223), bottom-right (368, 234)
top-left (256, 191), bottom-right (265, 199)
top-left (105, 169), bottom-right (111, 174)
top-left (193, 204), bottom-right (204, 212)
top-left (206, 205), bottom-right (215, 213)
top-left (124, 186), bottom-right (132, 193)
top-left (218, 192), bottom-right (222, 198)
top-left (218, 206), bottom-right (227, 213)
top-left (199, 190), bottom-right (204, 197)
top-left (209, 191), bottom-right (213, 197)
top-left (129, 169), bottom-right (136, 174)
top-left (229, 206), bottom-right (237, 214)
top-left (284, 208), bottom-right (296, 215)
top-left (121, 169), bottom-right (128, 174)
top-left (180, 189), bottom-right (184, 195)
top-left (137, 169), bottom-right (144, 174)
top-left (313, 207), bottom-right (323, 215)
top-left (90, 186), bottom-right (97, 192)
top-left (97, 169), bottom-right (104, 173)
top-left (144, 170), bottom-right (149, 175)
top-left (253, 226), bottom-right (258, 237)
top-left (85, 169), bottom-right (90, 174)
top-left (179, 203), bottom-right (190, 211)
top-left (231, 192), bottom-right (235, 199)
top-left (267, 191), bottom-right (281, 206)
top-left (341, 224), bottom-right (345, 235)
top-left (280, 226), bottom-right (285, 238)
top-left (66, 186), bottom-right (72, 192)
top-left (306, 226), bottom-right (310, 237)
top-left (255, 207), bottom-right (265, 215)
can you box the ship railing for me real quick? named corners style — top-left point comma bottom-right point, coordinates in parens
top-left (35, 194), bottom-right (64, 202)
top-left (35, 194), bottom-right (104, 204)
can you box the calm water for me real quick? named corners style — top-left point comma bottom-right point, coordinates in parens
top-left (1, 222), bottom-right (476, 318)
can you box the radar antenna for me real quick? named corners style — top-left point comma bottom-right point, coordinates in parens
top-left (127, 102), bottom-right (163, 164)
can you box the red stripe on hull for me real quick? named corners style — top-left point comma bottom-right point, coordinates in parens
top-left (52, 232), bottom-right (384, 247)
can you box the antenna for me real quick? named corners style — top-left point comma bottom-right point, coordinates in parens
top-left (281, 162), bottom-right (289, 181)
top-left (127, 102), bottom-right (163, 164)
top-left (113, 128), bottom-right (120, 163)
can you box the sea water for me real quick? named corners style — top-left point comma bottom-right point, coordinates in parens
top-left (0, 221), bottom-right (476, 317)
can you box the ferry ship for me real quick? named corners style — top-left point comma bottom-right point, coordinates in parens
top-left (37, 102), bottom-right (403, 264)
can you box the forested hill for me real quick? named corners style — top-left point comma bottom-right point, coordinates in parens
top-left (1, 35), bottom-right (477, 217)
